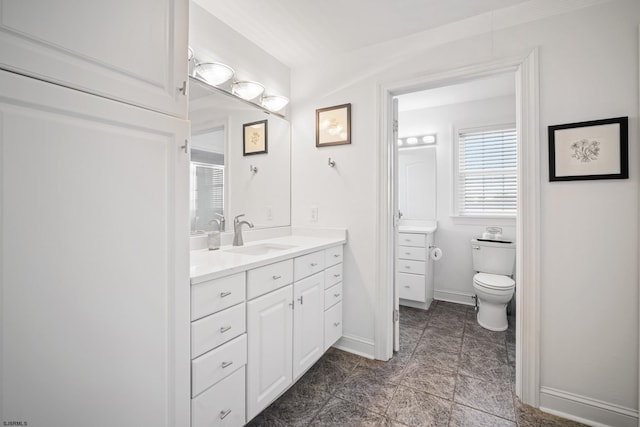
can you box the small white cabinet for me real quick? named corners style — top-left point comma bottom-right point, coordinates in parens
top-left (0, 0), bottom-right (188, 117)
top-left (397, 231), bottom-right (435, 309)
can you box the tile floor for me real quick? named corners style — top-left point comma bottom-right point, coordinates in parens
top-left (247, 301), bottom-right (584, 426)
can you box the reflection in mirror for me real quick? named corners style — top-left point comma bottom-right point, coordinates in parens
top-left (188, 77), bottom-right (291, 233)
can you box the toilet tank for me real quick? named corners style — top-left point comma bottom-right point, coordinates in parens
top-left (471, 239), bottom-right (515, 275)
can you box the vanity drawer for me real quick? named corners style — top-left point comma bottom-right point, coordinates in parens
top-left (397, 246), bottom-right (426, 261)
top-left (398, 233), bottom-right (425, 248)
top-left (324, 263), bottom-right (343, 289)
top-left (325, 245), bottom-right (343, 267)
top-left (192, 334), bottom-right (247, 398)
top-left (324, 301), bottom-right (343, 351)
top-left (247, 259), bottom-right (294, 300)
top-left (324, 282), bottom-right (343, 309)
top-left (294, 250), bottom-right (325, 281)
top-left (192, 366), bottom-right (245, 427)
top-left (398, 272), bottom-right (426, 302)
top-left (191, 272), bottom-right (246, 321)
top-left (191, 303), bottom-right (246, 358)
top-left (396, 259), bottom-right (426, 275)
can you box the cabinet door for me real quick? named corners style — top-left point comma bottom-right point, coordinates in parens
top-left (293, 272), bottom-right (325, 379)
top-left (0, 70), bottom-right (190, 427)
top-left (0, 0), bottom-right (188, 118)
top-left (246, 285), bottom-right (293, 421)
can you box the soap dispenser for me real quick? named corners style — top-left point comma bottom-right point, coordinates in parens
top-left (207, 218), bottom-right (222, 251)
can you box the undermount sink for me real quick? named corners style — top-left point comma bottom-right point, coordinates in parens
top-left (224, 243), bottom-right (297, 256)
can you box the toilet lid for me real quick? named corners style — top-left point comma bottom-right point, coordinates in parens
top-left (474, 273), bottom-right (515, 290)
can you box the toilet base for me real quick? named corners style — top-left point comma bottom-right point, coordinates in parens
top-left (476, 300), bottom-right (509, 331)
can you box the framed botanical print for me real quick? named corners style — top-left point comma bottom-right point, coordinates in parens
top-left (243, 119), bottom-right (268, 155)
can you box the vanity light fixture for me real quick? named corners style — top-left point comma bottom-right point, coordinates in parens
top-left (397, 133), bottom-right (438, 148)
top-left (194, 62), bottom-right (235, 86)
top-left (261, 95), bottom-right (290, 112)
top-left (232, 80), bottom-right (265, 101)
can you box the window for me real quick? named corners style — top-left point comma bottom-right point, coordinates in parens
top-left (455, 126), bottom-right (517, 217)
top-left (190, 160), bottom-right (224, 232)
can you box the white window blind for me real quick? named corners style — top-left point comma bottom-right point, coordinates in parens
top-left (457, 127), bottom-right (517, 216)
top-left (190, 163), bottom-right (224, 232)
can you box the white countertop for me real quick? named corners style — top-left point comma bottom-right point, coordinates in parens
top-left (190, 234), bottom-right (347, 284)
top-left (398, 225), bottom-right (437, 234)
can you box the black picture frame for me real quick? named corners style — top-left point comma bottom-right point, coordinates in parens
top-left (316, 103), bottom-right (351, 147)
top-left (548, 116), bottom-right (628, 181)
top-left (243, 119), bottom-right (268, 156)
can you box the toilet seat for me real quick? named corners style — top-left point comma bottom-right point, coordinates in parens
top-left (473, 272), bottom-right (515, 290)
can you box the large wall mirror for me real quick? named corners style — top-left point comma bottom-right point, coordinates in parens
top-left (189, 77), bottom-right (291, 232)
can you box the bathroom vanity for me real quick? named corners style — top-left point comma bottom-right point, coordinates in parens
top-left (189, 230), bottom-right (346, 426)
top-left (397, 225), bottom-right (436, 310)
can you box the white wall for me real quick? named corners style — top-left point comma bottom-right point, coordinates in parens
top-left (290, 1), bottom-right (639, 423)
top-left (399, 95), bottom-right (516, 304)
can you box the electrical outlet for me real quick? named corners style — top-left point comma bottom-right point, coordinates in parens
top-left (266, 206), bottom-right (273, 220)
top-left (310, 206), bottom-right (318, 222)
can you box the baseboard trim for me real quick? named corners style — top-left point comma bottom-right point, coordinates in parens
top-left (333, 334), bottom-right (375, 359)
top-left (539, 387), bottom-right (638, 427)
top-left (434, 289), bottom-right (475, 306)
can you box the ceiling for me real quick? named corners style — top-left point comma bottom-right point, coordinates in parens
top-left (397, 72), bottom-right (516, 111)
top-left (193, 0), bottom-right (530, 68)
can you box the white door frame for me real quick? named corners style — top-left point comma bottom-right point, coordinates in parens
top-left (375, 49), bottom-right (540, 406)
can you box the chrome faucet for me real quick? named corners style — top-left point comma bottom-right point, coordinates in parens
top-left (233, 214), bottom-right (254, 246)
top-left (214, 213), bottom-right (226, 232)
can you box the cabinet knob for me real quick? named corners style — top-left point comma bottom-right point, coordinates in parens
top-left (220, 291), bottom-right (232, 298)
top-left (334, 293), bottom-right (341, 297)
top-left (333, 254), bottom-right (340, 258)
top-left (219, 409), bottom-right (232, 420)
top-left (333, 274), bottom-right (341, 278)
top-left (219, 325), bottom-right (232, 333)
top-left (272, 275), bottom-right (282, 280)
top-left (310, 263), bottom-right (318, 267)
top-left (221, 360), bottom-right (233, 368)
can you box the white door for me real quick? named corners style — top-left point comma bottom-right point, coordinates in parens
top-left (246, 285), bottom-right (293, 421)
top-left (0, 0), bottom-right (188, 118)
top-left (392, 97), bottom-right (400, 352)
top-left (293, 272), bottom-right (325, 379)
top-left (0, 70), bottom-right (190, 427)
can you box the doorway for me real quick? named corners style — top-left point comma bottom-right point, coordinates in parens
top-left (375, 51), bottom-right (541, 406)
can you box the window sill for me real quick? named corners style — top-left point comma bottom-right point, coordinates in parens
top-left (450, 215), bottom-right (516, 226)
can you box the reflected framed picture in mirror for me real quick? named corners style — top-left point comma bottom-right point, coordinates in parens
top-left (243, 119), bottom-right (268, 155)
top-left (316, 103), bottom-right (351, 147)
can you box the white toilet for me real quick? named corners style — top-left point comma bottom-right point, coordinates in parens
top-left (470, 238), bottom-right (516, 331)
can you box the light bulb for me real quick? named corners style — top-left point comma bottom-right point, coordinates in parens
top-left (261, 95), bottom-right (289, 112)
top-left (194, 62), bottom-right (234, 86)
top-left (232, 81), bottom-right (265, 100)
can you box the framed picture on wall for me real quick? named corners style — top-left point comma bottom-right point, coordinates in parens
top-left (243, 119), bottom-right (268, 155)
top-left (316, 103), bottom-right (351, 147)
top-left (548, 116), bottom-right (628, 181)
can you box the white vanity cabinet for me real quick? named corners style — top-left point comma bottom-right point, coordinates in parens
top-left (0, 0), bottom-right (188, 117)
top-left (191, 273), bottom-right (248, 427)
top-left (397, 231), bottom-right (435, 309)
top-left (244, 244), bottom-right (345, 422)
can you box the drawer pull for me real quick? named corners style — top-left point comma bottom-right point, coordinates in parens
top-left (298, 296), bottom-right (304, 304)
top-left (221, 360), bottom-right (234, 368)
top-left (405, 252), bottom-right (411, 255)
top-left (404, 239), bottom-right (411, 242)
top-left (219, 409), bottom-right (232, 420)
top-left (333, 273), bottom-right (341, 278)
top-left (334, 293), bottom-right (341, 297)
top-left (310, 262), bottom-right (318, 267)
top-left (272, 275), bottom-right (282, 280)
top-left (219, 325), bottom-right (232, 333)
top-left (333, 254), bottom-right (340, 258)
top-left (334, 322), bottom-right (341, 327)
top-left (404, 285), bottom-right (410, 288)
top-left (405, 265), bottom-right (411, 269)
top-left (220, 291), bottom-right (232, 298)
